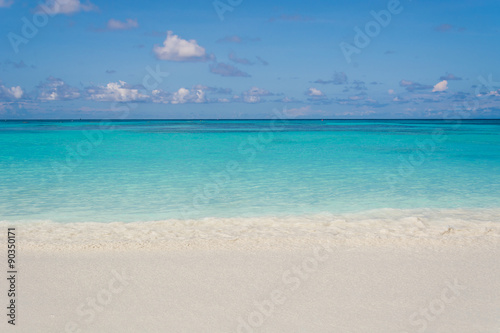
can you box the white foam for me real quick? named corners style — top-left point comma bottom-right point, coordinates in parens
top-left (2, 208), bottom-right (499, 250)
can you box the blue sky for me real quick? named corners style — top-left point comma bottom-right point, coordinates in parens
top-left (0, 0), bottom-right (499, 118)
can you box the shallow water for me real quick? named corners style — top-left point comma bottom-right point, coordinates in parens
top-left (0, 119), bottom-right (499, 223)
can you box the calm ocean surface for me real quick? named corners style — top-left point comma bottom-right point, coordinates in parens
top-left (0, 120), bottom-right (499, 223)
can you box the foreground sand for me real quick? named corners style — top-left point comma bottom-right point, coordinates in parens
top-left (1, 211), bottom-right (499, 332)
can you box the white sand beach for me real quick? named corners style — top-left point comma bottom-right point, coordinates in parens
top-left (2, 209), bottom-right (500, 332)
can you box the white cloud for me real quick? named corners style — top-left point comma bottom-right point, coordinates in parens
top-left (306, 87), bottom-right (324, 96)
top-left (0, 0), bottom-right (14, 8)
top-left (1, 84), bottom-right (23, 99)
top-left (476, 90), bottom-right (500, 97)
top-left (171, 88), bottom-right (189, 104)
top-left (107, 18), bottom-right (138, 30)
top-left (152, 87), bottom-right (206, 104)
top-left (192, 84), bottom-right (209, 91)
top-left (241, 86), bottom-right (273, 103)
top-left (432, 80), bottom-right (448, 92)
top-left (151, 86), bottom-right (272, 104)
top-left (245, 87), bottom-right (271, 96)
top-left (87, 81), bottom-right (148, 102)
top-left (38, 0), bottom-right (97, 15)
top-left (171, 88), bottom-right (205, 104)
top-left (243, 95), bottom-right (260, 103)
top-left (7, 86), bottom-right (23, 99)
top-left (38, 77), bottom-right (80, 101)
top-left (388, 89), bottom-right (395, 94)
top-left (153, 31), bottom-right (208, 62)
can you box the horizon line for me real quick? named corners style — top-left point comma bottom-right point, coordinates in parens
top-left (1, 118), bottom-right (500, 121)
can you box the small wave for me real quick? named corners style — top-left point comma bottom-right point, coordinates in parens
top-left (1, 208), bottom-right (499, 250)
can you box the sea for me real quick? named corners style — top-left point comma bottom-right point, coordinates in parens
top-left (0, 119), bottom-right (499, 224)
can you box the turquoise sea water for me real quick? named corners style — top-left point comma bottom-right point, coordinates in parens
top-left (0, 120), bottom-right (499, 223)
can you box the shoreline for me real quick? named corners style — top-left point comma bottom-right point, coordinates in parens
top-left (1, 210), bottom-right (499, 332)
top-left (3, 207), bottom-right (499, 251)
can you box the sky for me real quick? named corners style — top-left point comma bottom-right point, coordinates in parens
top-left (0, 0), bottom-right (499, 119)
